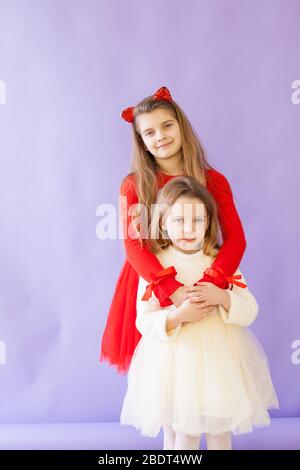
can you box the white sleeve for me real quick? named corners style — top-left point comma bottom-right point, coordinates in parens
top-left (218, 268), bottom-right (259, 327)
top-left (135, 277), bottom-right (182, 341)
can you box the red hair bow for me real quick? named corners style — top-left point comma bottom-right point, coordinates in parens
top-left (141, 266), bottom-right (177, 301)
top-left (202, 266), bottom-right (248, 289)
top-left (120, 86), bottom-right (173, 123)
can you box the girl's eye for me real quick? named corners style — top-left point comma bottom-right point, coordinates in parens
top-left (173, 217), bottom-right (203, 223)
top-left (146, 124), bottom-right (172, 136)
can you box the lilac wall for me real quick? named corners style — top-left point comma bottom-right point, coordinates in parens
top-left (0, 0), bottom-right (299, 424)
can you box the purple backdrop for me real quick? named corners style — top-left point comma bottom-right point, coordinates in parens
top-left (0, 0), bottom-right (299, 429)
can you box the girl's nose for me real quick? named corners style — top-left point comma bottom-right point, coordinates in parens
top-left (183, 222), bottom-right (194, 233)
top-left (183, 229), bottom-right (193, 235)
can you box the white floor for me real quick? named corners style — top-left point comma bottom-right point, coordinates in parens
top-left (0, 418), bottom-right (298, 450)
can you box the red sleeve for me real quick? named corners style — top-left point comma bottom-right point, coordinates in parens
top-left (120, 175), bottom-right (183, 306)
top-left (203, 168), bottom-right (247, 288)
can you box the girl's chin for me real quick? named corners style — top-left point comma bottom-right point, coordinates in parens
top-left (174, 240), bottom-right (203, 249)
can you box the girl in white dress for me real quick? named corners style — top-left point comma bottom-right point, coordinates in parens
top-left (120, 175), bottom-right (279, 450)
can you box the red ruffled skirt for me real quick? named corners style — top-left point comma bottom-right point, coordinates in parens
top-left (100, 260), bottom-right (142, 375)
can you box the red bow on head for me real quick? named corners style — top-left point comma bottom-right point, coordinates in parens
top-left (141, 266), bottom-right (177, 301)
top-left (203, 266), bottom-right (248, 289)
top-left (121, 86), bottom-right (173, 123)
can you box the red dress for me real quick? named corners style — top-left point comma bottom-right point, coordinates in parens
top-left (100, 168), bottom-right (247, 374)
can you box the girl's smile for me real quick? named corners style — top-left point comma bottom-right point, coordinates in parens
top-left (158, 142), bottom-right (172, 149)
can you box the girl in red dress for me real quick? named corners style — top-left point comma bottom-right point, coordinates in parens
top-left (100, 86), bottom-right (246, 375)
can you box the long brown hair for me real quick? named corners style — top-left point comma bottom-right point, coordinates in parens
top-left (121, 94), bottom-right (216, 247)
top-left (149, 175), bottom-right (221, 258)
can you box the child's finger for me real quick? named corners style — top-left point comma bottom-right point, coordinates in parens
top-left (198, 303), bottom-right (213, 311)
top-left (185, 286), bottom-right (206, 293)
top-left (187, 291), bottom-right (205, 299)
top-left (189, 296), bottom-right (205, 303)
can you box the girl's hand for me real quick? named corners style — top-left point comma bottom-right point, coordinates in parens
top-left (177, 299), bottom-right (214, 324)
top-left (184, 282), bottom-right (226, 308)
top-left (169, 285), bottom-right (189, 308)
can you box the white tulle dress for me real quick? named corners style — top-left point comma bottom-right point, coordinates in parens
top-left (120, 245), bottom-right (279, 438)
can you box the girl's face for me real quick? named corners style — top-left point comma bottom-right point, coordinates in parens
top-left (163, 196), bottom-right (209, 253)
top-left (137, 108), bottom-right (182, 163)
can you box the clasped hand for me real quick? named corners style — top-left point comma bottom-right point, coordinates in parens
top-left (171, 282), bottom-right (225, 326)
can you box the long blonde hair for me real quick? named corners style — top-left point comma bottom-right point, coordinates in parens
top-left (121, 94), bottom-right (216, 247)
top-left (150, 175), bottom-right (221, 258)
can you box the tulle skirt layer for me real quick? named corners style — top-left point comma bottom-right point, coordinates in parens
top-left (120, 311), bottom-right (279, 437)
